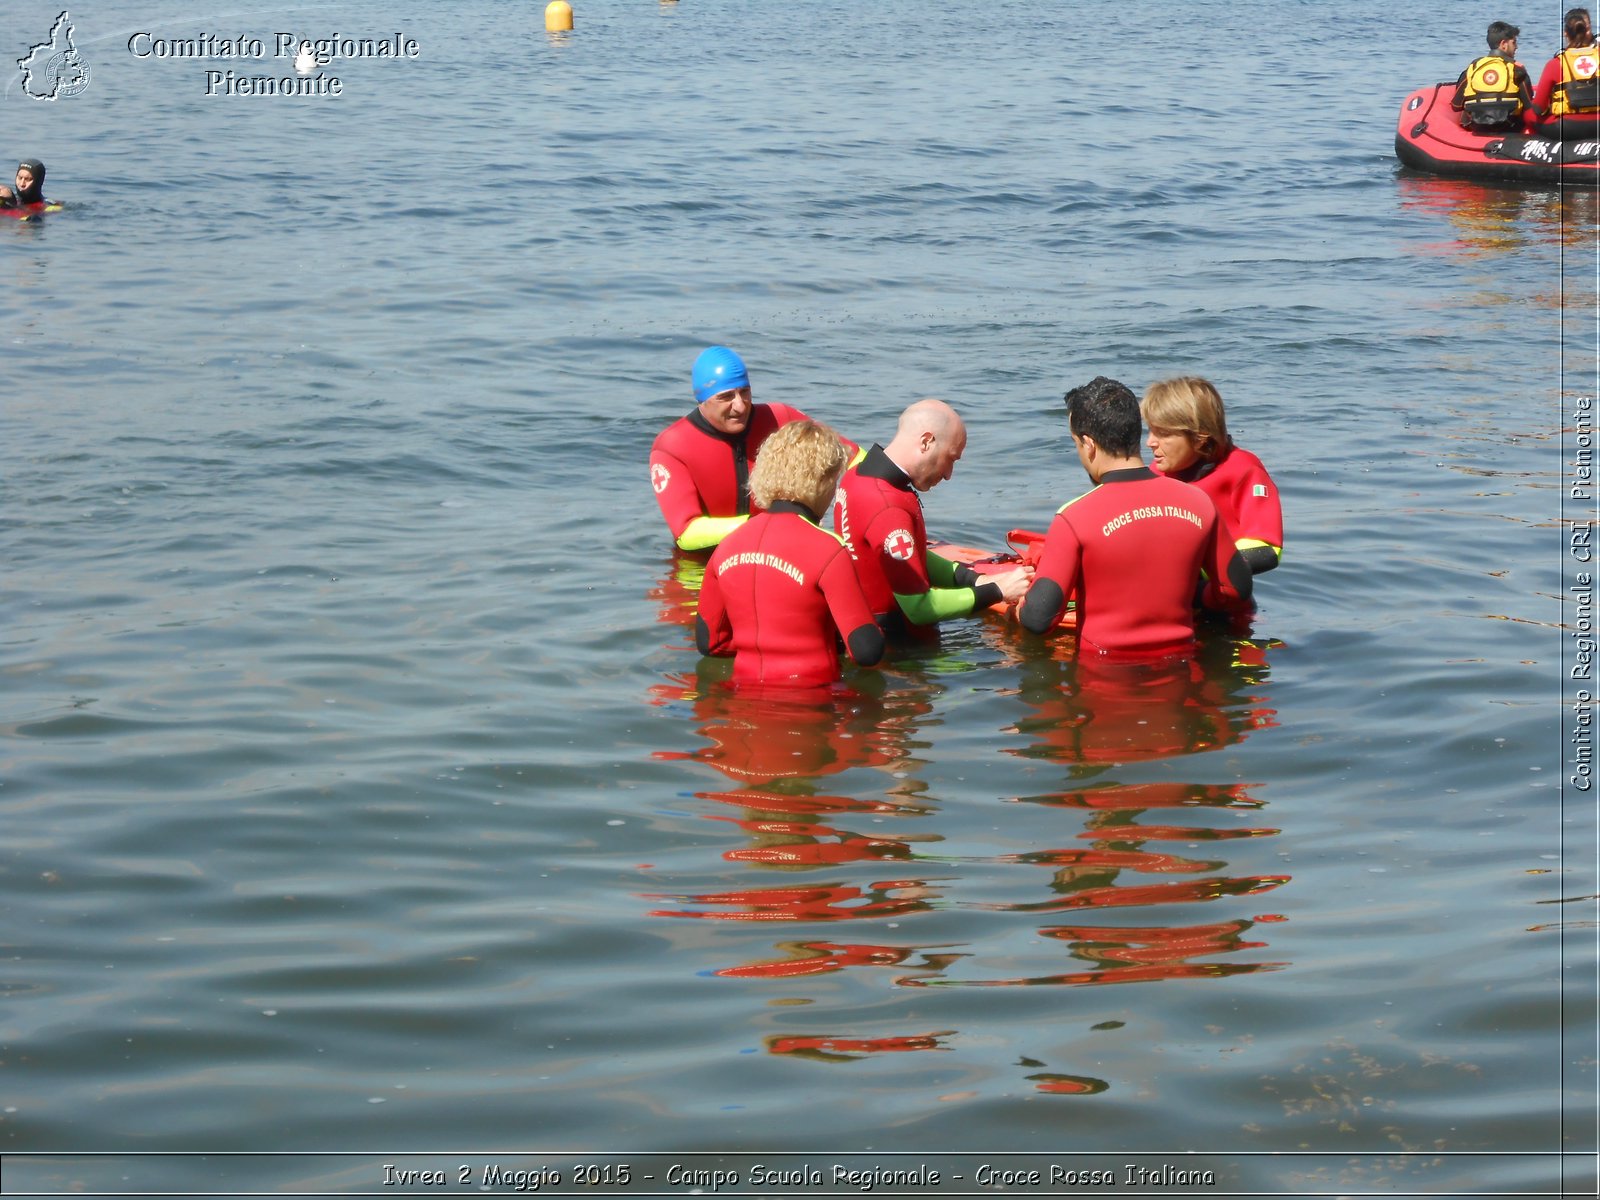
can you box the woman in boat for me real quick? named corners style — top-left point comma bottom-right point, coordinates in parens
top-left (1532, 9), bottom-right (1600, 139)
top-left (1141, 377), bottom-right (1283, 576)
top-left (695, 419), bottom-right (884, 688)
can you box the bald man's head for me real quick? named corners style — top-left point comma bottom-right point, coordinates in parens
top-left (885, 398), bottom-right (967, 492)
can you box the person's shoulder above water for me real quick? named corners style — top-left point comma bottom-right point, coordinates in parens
top-left (1019, 374), bottom-right (1251, 651)
top-left (833, 399), bottom-right (1031, 636)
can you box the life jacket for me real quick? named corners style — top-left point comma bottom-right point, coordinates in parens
top-left (1552, 44), bottom-right (1600, 115)
top-left (1461, 54), bottom-right (1523, 126)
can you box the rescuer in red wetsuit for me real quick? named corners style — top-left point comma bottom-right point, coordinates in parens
top-left (696, 420), bottom-right (885, 687)
top-left (0, 159), bottom-right (47, 209)
top-left (651, 345), bottom-right (841, 553)
top-left (835, 399), bottom-right (1031, 638)
top-left (1142, 376), bottom-right (1282, 576)
top-left (1532, 9), bottom-right (1600, 137)
top-left (1018, 377), bottom-right (1251, 658)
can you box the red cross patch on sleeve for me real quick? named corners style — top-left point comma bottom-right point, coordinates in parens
top-left (884, 528), bottom-right (916, 562)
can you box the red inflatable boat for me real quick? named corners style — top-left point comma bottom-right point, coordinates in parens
top-left (1395, 82), bottom-right (1600, 182)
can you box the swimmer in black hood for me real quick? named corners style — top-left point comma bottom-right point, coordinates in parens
top-left (0, 160), bottom-right (47, 208)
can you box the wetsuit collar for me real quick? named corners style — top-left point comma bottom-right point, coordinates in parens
top-left (768, 498), bottom-right (824, 524)
top-left (687, 407), bottom-right (747, 443)
top-left (857, 444), bottom-right (913, 490)
top-left (1099, 466), bottom-right (1157, 483)
top-left (1170, 440), bottom-right (1233, 484)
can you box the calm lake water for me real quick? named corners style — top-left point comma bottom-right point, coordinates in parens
top-left (3, 1), bottom-right (1596, 1195)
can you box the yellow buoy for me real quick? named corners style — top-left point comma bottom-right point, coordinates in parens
top-left (545, 2), bottom-right (573, 32)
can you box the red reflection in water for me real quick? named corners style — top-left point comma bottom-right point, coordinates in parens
top-left (1027, 1073), bottom-right (1109, 1095)
top-left (999, 847), bottom-right (1218, 873)
top-left (650, 675), bottom-right (929, 787)
top-left (1008, 651), bottom-right (1275, 766)
top-left (968, 872), bottom-right (1288, 914)
top-left (723, 836), bottom-right (915, 866)
top-left (900, 918), bottom-right (1286, 989)
top-left (1077, 823), bottom-right (1277, 842)
top-left (648, 553), bottom-right (707, 630)
top-left (1044, 917), bottom-right (1263, 959)
top-left (687, 788), bottom-right (934, 867)
top-left (698, 789), bottom-right (929, 818)
top-left (1397, 173), bottom-right (1599, 264)
top-left (766, 1031), bottom-right (955, 1060)
top-left (645, 877), bottom-right (941, 922)
top-left (717, 940), bottom-right (964, 979)
top-left (1020, 781), bottom-right (1264, 811)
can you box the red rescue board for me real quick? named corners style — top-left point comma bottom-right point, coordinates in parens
top-left (927, 528), bottom-right (1078, 629)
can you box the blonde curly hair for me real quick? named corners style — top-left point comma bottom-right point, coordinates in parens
top-left (749, 419), bottom-right (849, 515)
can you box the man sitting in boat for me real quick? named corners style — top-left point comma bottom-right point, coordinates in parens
top-left (1532, 8), bottom-right (1600, 138)
top-left (0, 159), bottom-right (47, 209)
top-left (649, 345), bottom-right (854, 553)
top-left (833, 398), bottom-right (1031, 641)
top-left (1452, 21), bottom-right (1538, 132)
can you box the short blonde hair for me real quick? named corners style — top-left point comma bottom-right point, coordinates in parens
top-left (1141, 376), bottom-right (1230, 461)
top-left (749, 419), bottom-right (848, 514)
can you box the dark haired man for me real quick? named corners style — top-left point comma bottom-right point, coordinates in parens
top-left (1452, 20), bottom-right (1538, 131)
top-left (1017, 376), bottom-right (1251, 658)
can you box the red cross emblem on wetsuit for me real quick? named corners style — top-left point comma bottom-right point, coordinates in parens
top-left (884, 528), bottom-right (916, 562)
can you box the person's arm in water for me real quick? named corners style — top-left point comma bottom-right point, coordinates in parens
top-left (860, 503), bottom-right (1029, 625)
top-left (1238, 544), bottom-right (1279, 575)
top-left (651, 444), bottom-right (750, 552)
top-left (1215, 446), bottom-right (1283, 575)
top-left (820, 545), bottom-right (885, 667)
top-left (894, 553), bottom-right (1030, 624)
top-left (676, 514), bottom-right (749, 552)
top-left (1199, 512), bottom-right (1253, 613)
top-left (694, 557), bottom-right (734, 658)
top-left (1018, 511), bottom-right (1081, 635)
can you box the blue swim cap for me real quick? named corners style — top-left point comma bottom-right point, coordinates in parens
top-left (692, 346), bottom-right (750, 403)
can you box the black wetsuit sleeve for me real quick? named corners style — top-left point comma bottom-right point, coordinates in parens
top-left (1019, 579), bottom-right (1065, 634)
top-left (950, 564), bottom-right (1004, 610)
top-left (1223, 550), bottom-right (1254, 607)
top-left (846, 622), bottom-right (886, 667)
top-left (1240, 545), bottom-right (1279, 575)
